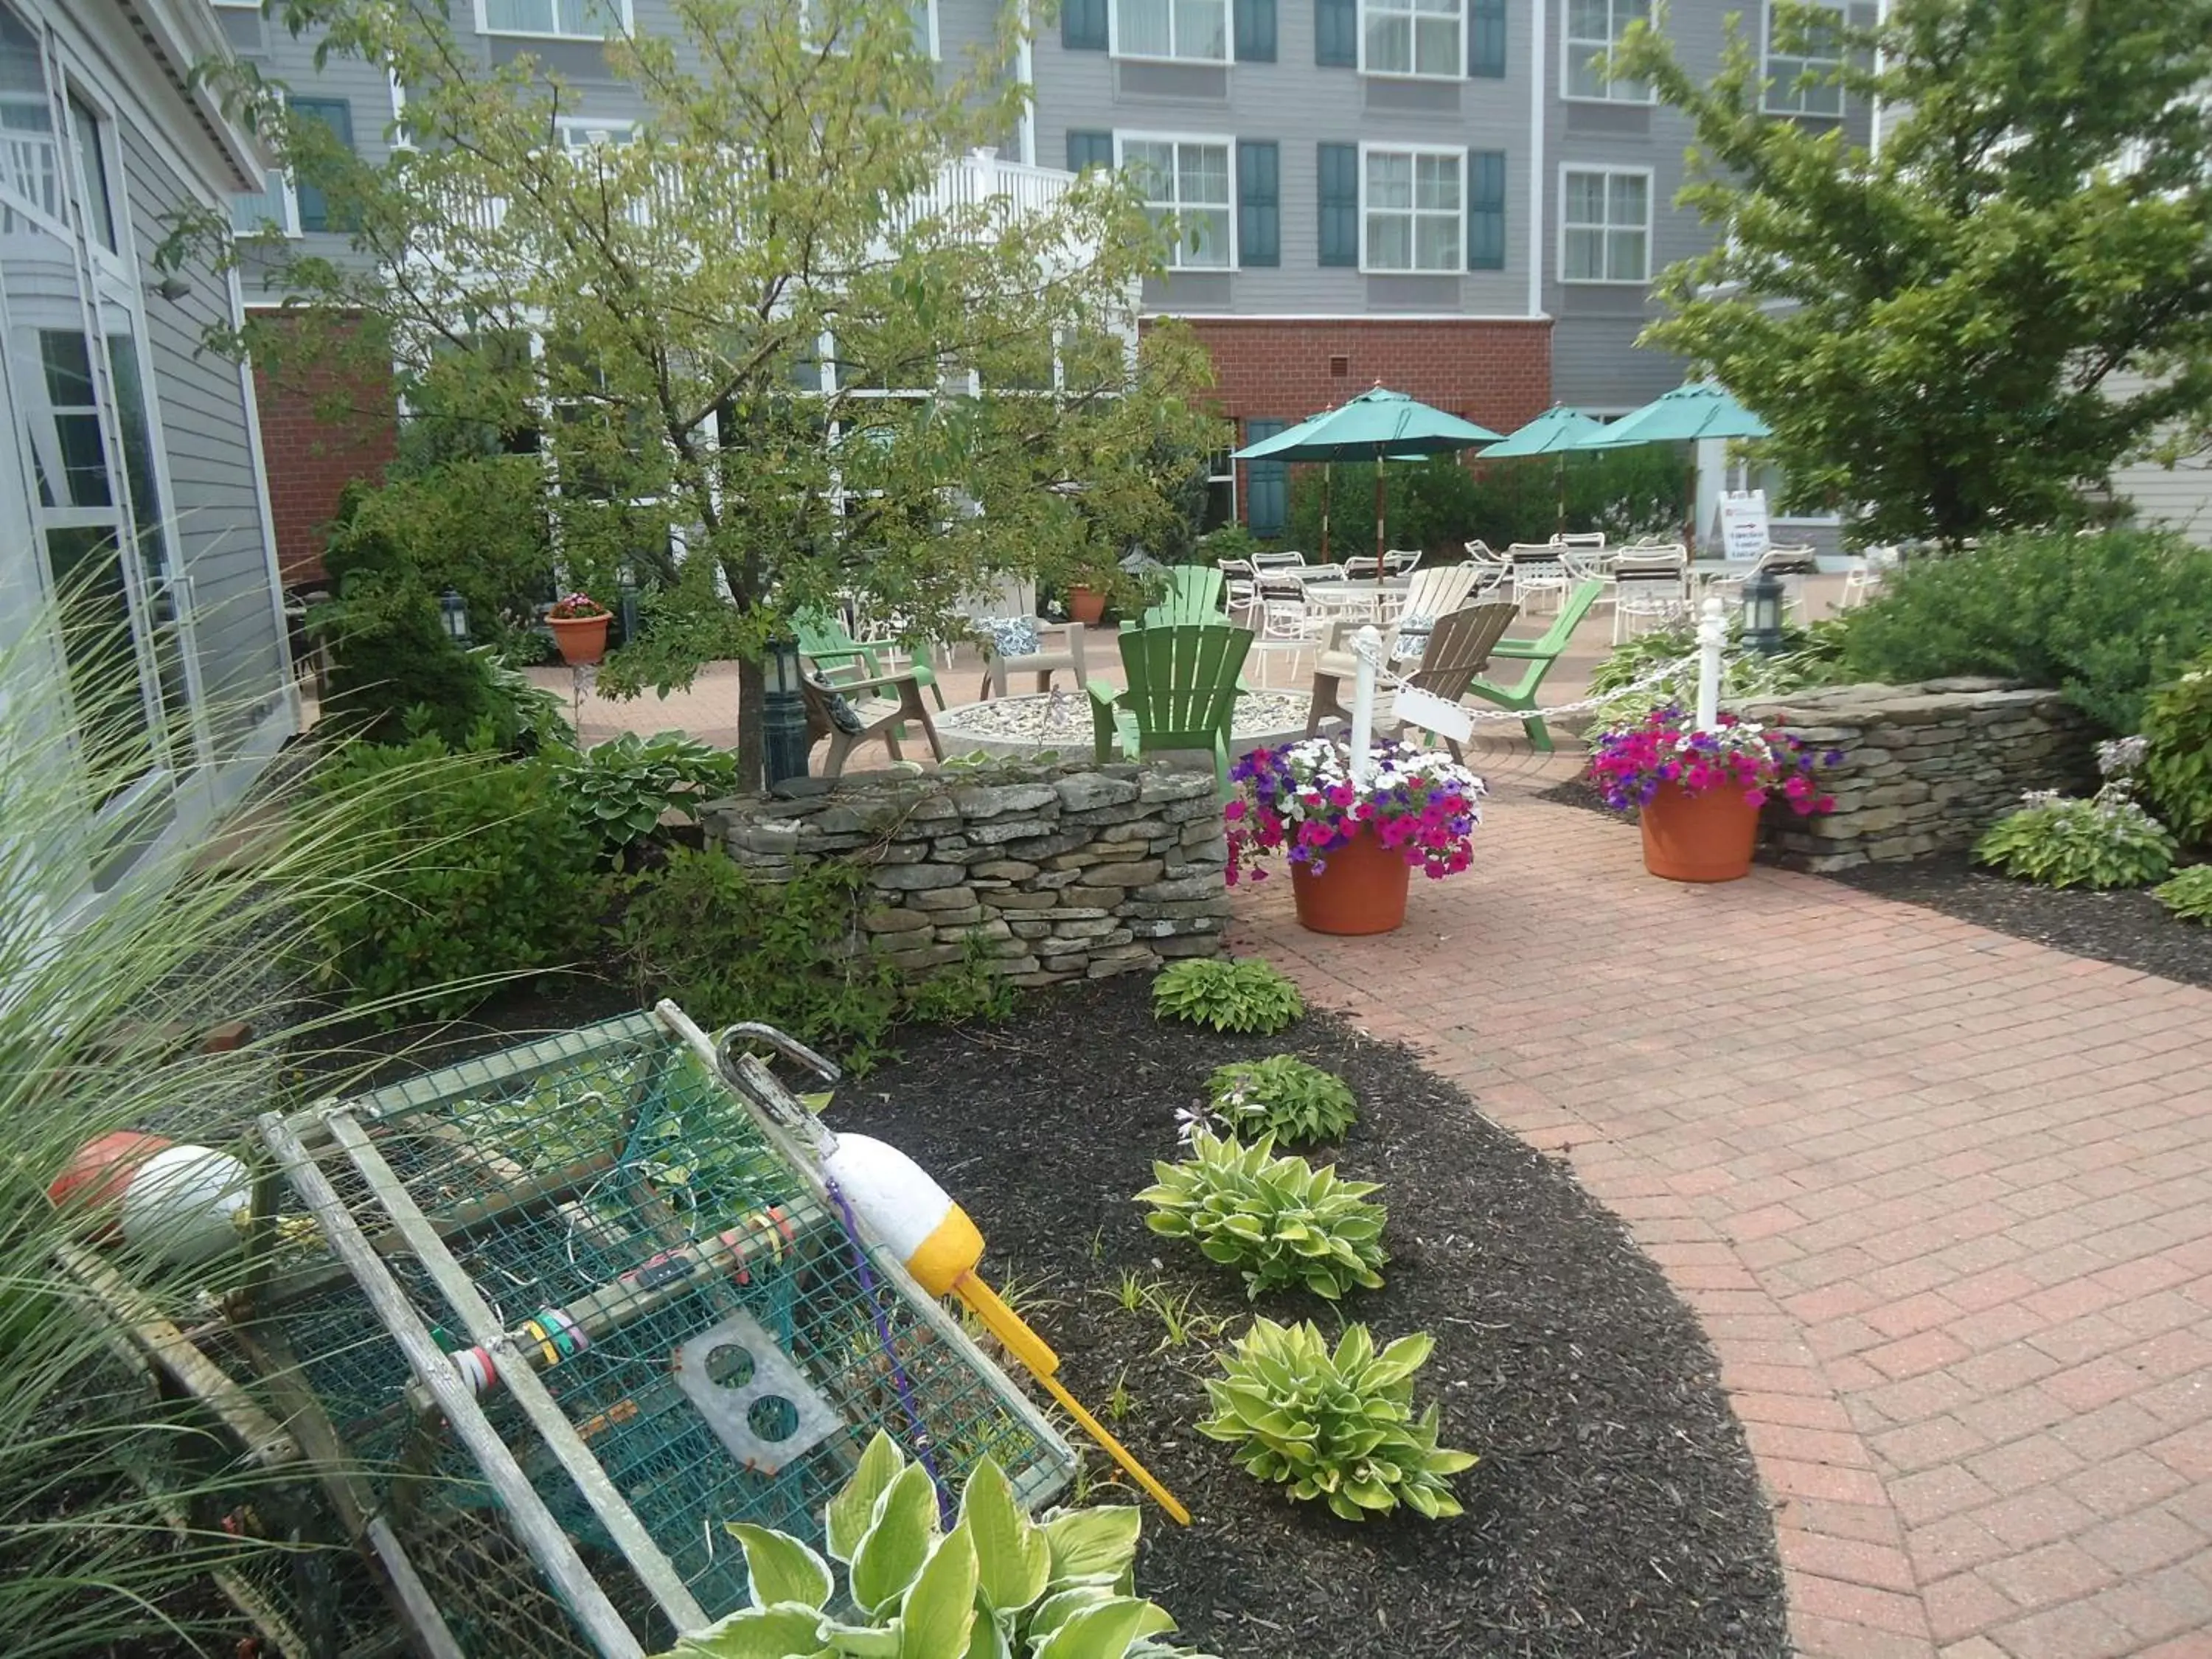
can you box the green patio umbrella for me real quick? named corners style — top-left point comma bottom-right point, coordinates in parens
top-left (1568, 382), bottom-right (1773, 549)
top-left (1234, 386), bottom-right (1503, 560)
top-left (1478, 405), bottom-right (1610, 534)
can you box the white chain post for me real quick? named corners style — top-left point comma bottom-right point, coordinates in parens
top-left (1695, 596), bottom-right (1726, 732)
top-left (1349, 624), bottom-right (1382, 788)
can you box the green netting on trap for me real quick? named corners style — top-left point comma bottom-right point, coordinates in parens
top-left (246, 1011), bottom-right (1071, 1654)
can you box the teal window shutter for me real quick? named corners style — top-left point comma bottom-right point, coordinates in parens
top-left (1234, 0), bottom-right (1277, 60)
top-left (1238, 141), bottom-right (1280, 267)
top-left (1467, 150), bottom-right (1506, 270)
top-left (1315, 0), bottom-right (1355, 66)
top-left (1470, 0), bottom-right (1506, 77)
top-left (289, 97), bottom-right (355, 232)
top-left (1318, 142), bottom-right (1358, 267)
top-left (1062, 0), bottom-right (1107, 51)
top-left (1244, 419), bottom-right (1289, 535)
top-left (1065, 131), bottom-right (1115, 174)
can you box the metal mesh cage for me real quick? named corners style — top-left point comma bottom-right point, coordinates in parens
top-left (241, 1009), bottom-right (1073, 1658)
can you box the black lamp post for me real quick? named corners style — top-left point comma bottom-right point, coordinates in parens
top-left (1741, 564), bottom-right (1785, 655)
top-left (616, 563), bottom-right (639, 646)
top-left (763, 633), bottom-right (811, 787)
top-left (439, 588), bottom-right (470, 643)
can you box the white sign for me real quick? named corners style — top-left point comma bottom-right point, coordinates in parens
top-left (1392, 686), bottom-right (1473, 745)
top-left (1718, 490), bottom-right (1772, 560)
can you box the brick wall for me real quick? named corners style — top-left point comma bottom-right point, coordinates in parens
top-left (1166, 316), bottom-right (1555, 528)
top-left (249, 311), bottom-right (399, 588)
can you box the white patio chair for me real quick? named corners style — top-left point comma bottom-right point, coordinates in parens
top-left (1759, 544), bottom-right (1821, 621)
top-left (1253, 582), bottom-right (1326, 686)
top-left (1382, 547), bottom-right (1424, 576)
top-left (1343, 554), bottom-right (1382, 580)
top-left (1558, 531), bottom-right (1607, 554)
top-left (1218, 557), bottom-right (1259, 625)
top-left (1505, 545), bottom-right (1571, 616)
top-left (1610, 553), bottom-right (1691, 644)
top-left (1251, 549), bottom-right (1307, 571)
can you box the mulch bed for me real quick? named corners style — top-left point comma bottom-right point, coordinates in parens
top-left (835, 974), bottom-right (1787, 1659)
top-left (1536, 778), bottom-right (2212, 992)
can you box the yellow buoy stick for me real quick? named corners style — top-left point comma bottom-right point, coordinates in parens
top-left (952, 1278), bottom-right (1192, 1526)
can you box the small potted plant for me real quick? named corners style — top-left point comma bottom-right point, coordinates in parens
top-left (546, 591), bottom-right (612, 666)
top-left (1224, 737), bottom-right (1486, 935)
top-left (1588, 703), bottom-right (1837, 882)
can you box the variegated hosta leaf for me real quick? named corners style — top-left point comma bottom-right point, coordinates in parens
top-left (1133, 1131), bottom-right (1388, 1300)
top-left (1197, 1317), bottom-right (1476, 1525)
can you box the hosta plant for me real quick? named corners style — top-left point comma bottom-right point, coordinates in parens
top-left (659, 1433), bottom-right (1214, 1659)
top-left (559, 728), bottom-right (739, 851)
top-left (1975, 740), bottom-right (2177, 891)
top-left (1135, 1130), bottom-right (1386, 1301)
top-left (2140, 652), bottom-right (2212, 848)
top-left (1199, 1318), bottom-right (1475, 1523)
top-left (1203, 1055), bottom-right (1357, 1147)
top-left (1150, 959), bottom-right (1303, 1035)
top-left (2154, 864), bottom-right (2212, 923)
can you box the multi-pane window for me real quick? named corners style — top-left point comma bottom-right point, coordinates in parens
top-left (478, 0), bottom-right (627, 39)
top-left (1203, 445), bottom-right (1235, 531)
top-left (286, 99), bottom-right (354, 234)
top-left (1763, 1), bottom-right (1843, 116)
top-left (1561, 167), bottom-right (1649, 282)
top-left (64, 92), bottom-right (116, 252)
top-left (1113, 0), bottom-right (1228, 61)
top-left (1119, 136), bottom-right (1234, 268)
top-left (1364, 146), bottom-right (1461, 273)
top-left (1360, 0), bottom-right (1462, 79)
top-left (1563, 0), bottom-right (1651, 101)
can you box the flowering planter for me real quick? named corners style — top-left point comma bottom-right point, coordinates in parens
top-left (548, 612), bottom-right (611, 667)
top-left (1638, 782), bottom-right (1760, 883)
top-left (1290, 826), bottom-right (1412, 935)
top-left (1068, 586), bottom-right (1108, 626)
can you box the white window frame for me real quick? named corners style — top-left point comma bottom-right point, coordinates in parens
top-left (1760, 0), bottom-right (1845, 118)
top-left (1357, 0), bottom-right (1465, 82)
top-left (1359, 141), bottom-right (1464, 276)
top-left (1560, 0), bottom-right (1655, 104)
top-left (1203, 442), bottom-right (1236, 529)
top-left (1107, 0), bottom-right (1229, 64)
top-left (1557, 162), bottom-right (1652, 285)
top-left (472, 0), bottom-right (633, 44)
top-left (554, 116), bottom-right (636, 148)
top-left (1114, 131), bottom-right (1237, 271)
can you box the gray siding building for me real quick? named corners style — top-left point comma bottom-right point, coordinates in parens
top-left (1, 0), bottom-right (296, 925)
top-left (225, 0), bottom-right (1880, 547)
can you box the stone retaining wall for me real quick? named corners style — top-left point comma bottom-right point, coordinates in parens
top-left (1740, 678), bottom-right (2098, 872)
top-left (700, 762), bottom-right (1231, 986)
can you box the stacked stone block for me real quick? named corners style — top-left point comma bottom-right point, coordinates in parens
top-left (700, 762), bottom-right (1231, 987)
top-left (1739, 678), bottom-right (2099, 873)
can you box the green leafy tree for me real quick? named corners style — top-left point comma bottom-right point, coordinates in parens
top-left (1612, 0), bottom-right (2212, 547)
top-left (209, 0), bottom-right (1219, 787)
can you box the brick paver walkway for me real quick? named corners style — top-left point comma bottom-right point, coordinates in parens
top-left (1233, 768), bottom-right (2212, 1659)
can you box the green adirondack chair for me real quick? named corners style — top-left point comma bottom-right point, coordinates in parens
top-left (1088, 623), bottom-right (1253, 794)
top-left (793, 608), bottom-right (944, 709)
top-left (1462, 580), bottom-right (1603, 751)
top-left (1130, 565), bottom-right (1227, 630)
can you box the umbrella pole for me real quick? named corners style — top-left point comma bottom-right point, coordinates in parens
top-left (1374, 459), bottom-right (1385, 562)
top-left (1684, 452), bottom-right (1697, 553)
top-left (1554, 453), bottom-right (1567, 537)
top-left (1321, 464), bottom-right (1332, 561)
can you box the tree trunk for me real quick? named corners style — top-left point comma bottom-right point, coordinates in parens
top-left (735, 653), bottom-right (767, 795)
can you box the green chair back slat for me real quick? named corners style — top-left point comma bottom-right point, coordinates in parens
top-left (1135, 566), bottom-right (1228, 630)
top-left (1121, 623), bottom-right (1250, 747)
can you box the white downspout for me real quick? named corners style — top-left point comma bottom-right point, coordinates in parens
top-left (1526, 0), bottom-right (1546, 319)
top-left (1017, 2), bottom-right (1037, 167)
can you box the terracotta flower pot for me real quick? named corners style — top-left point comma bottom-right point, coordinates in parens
top-left (1638, 782), bottom-right (1760, 883)
top-left (1290, 824), bottom-right (1411, 935)
top-left (1068, 585), bottom-right (1108, 626)
top-left (548, 612), bottom-right (611, 667)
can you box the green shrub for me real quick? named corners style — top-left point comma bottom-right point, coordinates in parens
top-left (1206, 1054), bottom-right (1357, 1146)
top-left (1136, 1130), bottom-right (1387, 1301)
top-left (2140, 650), bottom-right (2212, 849)
top-left (1151, 958), bottom-right (1303, 1034)
top-left (2153, 864), bottom-right (2212, 923)
top-left (620, 852), bottom-right (1015, 1071)
top-left (1198, 1318), bottom-right (1475, 1523)
top-left (557, 729), bottom-right (737, 853)
top-left (1834, 529), bottom-right (2212, 733)
top-left (1972, 789), bottom-right (2177, 890)
top-left (310, 731), bottom-right (602, 1018)
top-left (658, 1433), bottom-right (1213, 1659)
